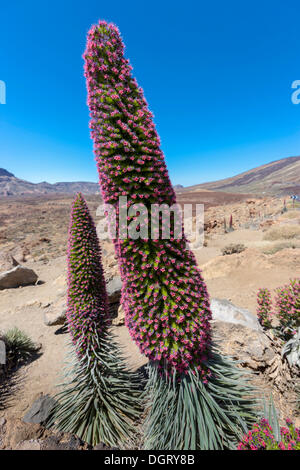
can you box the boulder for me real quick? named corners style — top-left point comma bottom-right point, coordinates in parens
top-left (44, 308), bottom-right (66, 326)
top-left (211, 298), bottom-right (261, 331)
top-left (4, 418), bottom-right (43, 449)
top-left (40, 435), bottom-right (83, 451)
top-left (107, 276), bottom-right (122, 303)
top-left (15, 439), bottom-right (41, 451)
top-left (112, 304), bottom-right (125, 326)
top-left (0, 418), bottom-right (6, 427)
top-left (0, 340), bottom-right (6, 364)
top-left (23, 395), bottom-right (56, 424)
top-left (0, 265), bottom-right (38, 290)
top-left (213, 321), bottom-right (275, 370)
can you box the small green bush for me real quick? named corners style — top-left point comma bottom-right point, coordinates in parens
top-left (2, 327), bottom-right (38, 367)
top-left (222, 243), bottom-right (246, 255)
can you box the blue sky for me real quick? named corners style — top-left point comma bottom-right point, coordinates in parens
top-left (0, 0), bottom-right (300, 186)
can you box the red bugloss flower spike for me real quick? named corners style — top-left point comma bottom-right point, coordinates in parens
top-left (83, 21), bottom-right (212, 376)
top-left (67, 192), bottom-right (109, 357)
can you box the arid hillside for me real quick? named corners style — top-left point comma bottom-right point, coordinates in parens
top-left (181, 156), bottom-right (300, 196)
top-left (0, 192), bottom-right (299, 449)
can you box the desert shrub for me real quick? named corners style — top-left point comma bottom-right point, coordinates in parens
top-left (2, 327), bottom-right (38, 367)
top-left (262, 241), bottom-right (300, 255)
top-left (237, 418), bottom-right (300, 450)
top-left (257, 288), bottom-right (272, 329)
top-left (47, 193), bottom-right (142, 447)
top-left (84, 20), bottom-right (257, 449)
top-left (222, 243), bottom-right (246, 255)
top-left (281, 211), bottom-right (300, 220)
top-left (263, 225), bottom-right (300, 241)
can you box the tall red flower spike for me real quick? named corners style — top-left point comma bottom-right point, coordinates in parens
top-left (83, 21), bottom-right (211, 377)
top-left (49, 192), bottom-right (142, 447)
top-left (67, 192), bottom-right (109, 357)
top-left (83, 21), bottom-right (257, 451)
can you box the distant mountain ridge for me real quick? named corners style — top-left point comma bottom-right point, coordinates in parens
top-left (1, 155), bottom-right (300, 197)
top-left (0, 168), bottom-right (15, 177)
top-left (181, 156), bottom-right (300, 195)
top-left (0, 170), bottom-right (100, 196)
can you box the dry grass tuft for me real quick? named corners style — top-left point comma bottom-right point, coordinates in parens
top-left (262, 240), bottom-right (300, 255)
top-left (281, 211), bottom-right (300, 220)
top-left (221, 243), bottom-right (246, 256)
top-left (263, 225), bottom-right (300, 241)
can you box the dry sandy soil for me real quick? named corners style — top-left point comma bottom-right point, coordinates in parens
top-left (0, 193), bottom-right (299, 448)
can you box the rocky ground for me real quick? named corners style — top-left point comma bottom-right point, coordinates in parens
top-left (0, 193), bottom-right (299, 449)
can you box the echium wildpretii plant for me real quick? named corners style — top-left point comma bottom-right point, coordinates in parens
top-left (256, 279), bottom-right (300, 339)
top-left (84, 21), bottom-right (257, 449)
top-left (275, 279), bottom-right (300, 337)
top-left (238, 396), bottom-right (300, 450)
top-left (257, 288), bottom-right (272, 329)
top-left (47, 193), bottom-right (142, 447)
top-left (237, 418), bottom-right (300, 450)
top-left (84, 20), bottom-right (211, 379)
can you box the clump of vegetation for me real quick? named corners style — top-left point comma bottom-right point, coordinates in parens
top-left (2, 327), bottom-right (39, 367)
top-left (0, 328), bottom-right (39, 411)
top-left (84, 20), bottom-right (257, 449)
top-left (257, 288), bottom-right (272, 329)
top-left (222, 243), bottom-right (246, 255)
top-left (263, 225), bottom-right (300, 241)
top-left (237, 418), bottom-right (300, 450)
top-left (281, 210), bottom-right (300, 220)
top-left (276, 279), bottom-right (300, 336)
top-left (48, 193), bottom-right (142, 447)
top-left (257, 279), bottom-right (300, 337)
top-left (262, 240), bottom-right (300, 255)
top-left (256, 279), bottom-right (300, 367)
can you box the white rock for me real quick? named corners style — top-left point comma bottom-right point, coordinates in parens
top-left (211, 298), bottom-right (261, 331)
top-left (107, 276), bottom-right (122, 303)
top-left (15, 440), bottom-right (41, 450)
top-left (112, 304), bottom-right (125, 326)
